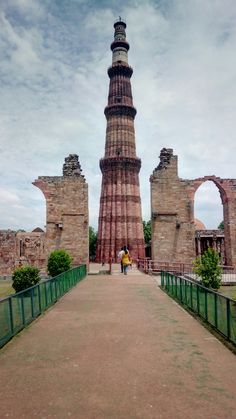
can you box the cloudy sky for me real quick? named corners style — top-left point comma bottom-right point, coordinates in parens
top-left (0, 0), bottom-right (235, 232)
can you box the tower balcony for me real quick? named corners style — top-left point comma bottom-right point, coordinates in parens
top-left (99, 156), bottom-right (141, 173)
top-left (108, 64), bottom-right (133, 78)
top-left (104, 104), bottom-right (137, 119)
top-left (110, 40), bottom-right (130, 52)
top-left (114, 20), bottom-right (126, 29)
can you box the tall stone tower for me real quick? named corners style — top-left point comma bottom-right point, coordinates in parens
top-left (96, 19), bottom-right (145, 263)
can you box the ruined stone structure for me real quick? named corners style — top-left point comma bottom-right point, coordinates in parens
top-left (151, 148), bottom-right (236, 267)
top-left (0, 229), bottom-right (45, 276)
top-left (195, 229), bottom-right (225, 263)
top-left (96, 19), bottom-right (145, 262)
top-left (0, 155), bottom-right (88, 276)
top-left (34, 154), bottom-right (89, 267)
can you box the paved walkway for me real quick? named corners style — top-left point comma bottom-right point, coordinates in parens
top-left (1, 268), bottom-right (236, 418)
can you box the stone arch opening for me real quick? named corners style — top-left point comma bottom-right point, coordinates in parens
top-left (193, 179), bottom-right (225, 263)
top-left (194, 181), bottom-right (223, 229)
top-left (191, 176), bottom-right (230, 265)
top-left (32, 186), bottom-right (46, 231)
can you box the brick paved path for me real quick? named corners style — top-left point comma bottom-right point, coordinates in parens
top-left (1, 268), bottom-right (236, 418)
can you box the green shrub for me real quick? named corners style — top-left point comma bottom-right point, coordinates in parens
top-left (47, 249), bottom-right (72, 277)
top-left (89, 226), bottom-right (97, 260)
top-left (12, 266), bottom-right (40, 293)
top-left (193, 248), bottom-right (222, 290)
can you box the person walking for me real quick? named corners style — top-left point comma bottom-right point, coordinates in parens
top-left (118, 247), bottom-right (125, 273)
top-left (122, 247), bottom-right (132, 275)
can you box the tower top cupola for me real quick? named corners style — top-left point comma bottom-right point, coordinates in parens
top-left (111, 17), bottom-right (129, 64)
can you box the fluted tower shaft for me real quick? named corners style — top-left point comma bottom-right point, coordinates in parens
top-left (96, 20), bottom-right (145, 262)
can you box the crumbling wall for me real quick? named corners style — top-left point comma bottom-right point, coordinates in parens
top-left (150, 148), bottom-right (236, 267)
top-left (16, 232), bottom-right (46, 271)
top-left (33, 154), bottom-right (89, 267)
top-left (150, 148), bottom-right (195, 264)
top-left (0, 230), bottom-right (45, 276)
top-left (0, 230), bottom-right (17, 276)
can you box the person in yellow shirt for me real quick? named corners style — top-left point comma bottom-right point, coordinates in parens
top-left (122, 247), bottom-right (132, 275)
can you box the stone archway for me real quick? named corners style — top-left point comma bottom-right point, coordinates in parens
top-left (188, 176), bottom-right (236, 266)
top-left (150, 149), bottom-right (236, 267)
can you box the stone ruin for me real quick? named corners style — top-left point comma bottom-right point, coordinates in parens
top-left (1, 148), bottom-right (236, 275)
top-left (0, 155), bottom-right (89, 277)
top-left (150, 148), bottom-right (236, 267)
top-left (0, 229), bottom-right (45, 276)
top-left (63, 154), bottom-right (83, 177)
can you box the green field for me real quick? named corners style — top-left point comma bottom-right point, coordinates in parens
top-left (219, 285), bottom-right (236, 301)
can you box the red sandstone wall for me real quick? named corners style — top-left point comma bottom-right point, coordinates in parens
top-left (97, 160), bottom-right (145, 262)
top-left (16, 232), bottom-right (46, 271)
top-left (0, 230), bottom-right (17, 276)
top-left (0, 230), bottom-right (46, 276)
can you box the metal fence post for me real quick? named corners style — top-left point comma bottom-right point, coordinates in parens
top-left (180, 278), bottom-right (183, 302)
top-left (197, 286), bottom-right (200, 315)
top-left (55, 280), bottom-right (58, 300)
top-left (205, 289), bottom-right (208, 321)
top-left (190, 282), bottom-right (193, 309)
top-left (30, 288), bottom-right (34, 318)
top-left (44, 282), bottom-right (48, 307)
top-left (38, 284), bottom-right (42, 314)
top-left (50, 280), bottom-right (53, 303)
top-left (214, 293), bottom-right (218, 329)
top-left (8, 297), bottom-right (14, 335)
top-left (21, 295), bottom-right (25, 326)
top-left (226, 299), bottom-right (231, 340)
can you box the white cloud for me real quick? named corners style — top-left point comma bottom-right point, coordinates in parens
top-left (0, 188), bottom-right (21, 204)
top-left (0, 0), bottom-right (235, 231)
top-left (2, 0), bottom-right (45, 20)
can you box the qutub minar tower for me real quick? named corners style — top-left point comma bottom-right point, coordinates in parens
top-left (96, 19), bottom-right (145, 262)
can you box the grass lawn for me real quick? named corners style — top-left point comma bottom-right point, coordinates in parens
top-left (219, 285), bottom-right (236, 300)
top-left (0, 281), bottom-right (14, 299)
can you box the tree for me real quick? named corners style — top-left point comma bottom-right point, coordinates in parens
top-left (143, 220), bottom-right (151, 245)
top-left (218, 221), bottom-right (224, 230)
top-left (193, 248), bottom-right (222, 290)
top-left (47, 249), bottom-right (72, 277)
top-left (12, 266), bottom-right (40, 293)
top-left (89, 226), bottom-right (97, 260)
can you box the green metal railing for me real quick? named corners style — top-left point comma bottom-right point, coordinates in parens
top-left (0, 265), bottom-right (86, 348)
top-left (161, 271), bottom-right (236, 345)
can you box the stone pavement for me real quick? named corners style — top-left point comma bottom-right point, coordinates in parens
top-left (1, 267), bottom-right (236, 418)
